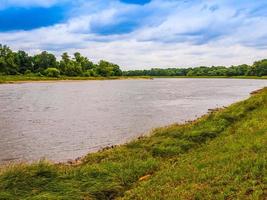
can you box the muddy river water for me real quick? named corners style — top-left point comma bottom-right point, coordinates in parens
top-left (1, 78), bottom-right (267, 164)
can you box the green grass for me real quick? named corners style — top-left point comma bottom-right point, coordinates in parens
top-left (0, 88), bottom-right (267, 199)
top-left (0, 75), bottom-right (267, 84)
top-left (0, 75), bottom-right (150, 84)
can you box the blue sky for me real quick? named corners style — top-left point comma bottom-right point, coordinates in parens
top-left (0, 0), bottom-right (267, 69)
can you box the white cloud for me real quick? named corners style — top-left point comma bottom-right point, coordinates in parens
top-left (0, 0), bottom-right (267, 69)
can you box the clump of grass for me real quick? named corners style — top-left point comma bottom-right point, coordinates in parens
top-left (1, 88), bottom-right (267, 199)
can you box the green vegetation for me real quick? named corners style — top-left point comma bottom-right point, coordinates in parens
top-left (44, 68), bottom-right (60, 77)
top-left (1, 44), bottom-right (267, 82)
top-left (0, 44), bottom-right (122, 78)
top-left (1, 75), bottom-right (267, 85)
top-left (123, 61), bottom-right (267, 77)
top-left (150, 75), bottom-right (267, 79)
top-left (1, 88), bottom-right (267, 199)
top-left (0, 75), bottom-right (149, 84)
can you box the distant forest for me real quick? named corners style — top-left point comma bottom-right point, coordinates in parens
top-left (1, 44), bottom-right (267, 77)
top-left (124, 60), bottom-right (267, 77)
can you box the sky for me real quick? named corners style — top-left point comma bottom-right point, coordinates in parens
top-left (0, 0), bottom-right (267, 70)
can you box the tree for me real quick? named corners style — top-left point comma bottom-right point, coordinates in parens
top-left (0, 44), bottom-right (18, 75)
top-left (5, 43), bottom-right (267, 78)
top-left (252, 59), bottom-right (267, 76)
top-left (74, 52), bottom-right (94, 71)
top-left (59, 52), bottom-right (71, 74)
top-left (59, 52), bottom-right (83, 76)
top-left (64, 64), bottom-right (83, 76)
top-left (14, 50), bottom-right (33, 74)
top-left (33, 51), bottom-right (57, 73)
top-left (96, 60), bottom-right (122, 77)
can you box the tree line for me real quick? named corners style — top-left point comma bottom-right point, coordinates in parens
top-left (0, 44), bottom-right (122, 77)
top-left (1, 44), bottom-right (267, 77)
top-left (123, 61), bottom-right (267, 77)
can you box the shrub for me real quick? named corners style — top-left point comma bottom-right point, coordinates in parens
top-left (64, 65), bottom-right (82, 76)
top-left (36, 72), bottom-right (44, 77)
top-left (24, 69), bottom-right (32, 75)
top-left (44, 68), bottom-right (60, 77)
top-left (83, 71), bottom-right (91, 77)
top-left (83, 69), bottom-right (98, 77)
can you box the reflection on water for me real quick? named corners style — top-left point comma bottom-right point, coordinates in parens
top-left (0, 78), bottom-right (267, 163)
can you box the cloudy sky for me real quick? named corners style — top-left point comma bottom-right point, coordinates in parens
top-left (0, 0), bottom-right (267, 69)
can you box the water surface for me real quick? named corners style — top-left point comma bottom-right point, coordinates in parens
top-left (0, 78), bottom-right (267, 163)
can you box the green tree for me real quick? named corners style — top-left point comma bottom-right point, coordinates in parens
top-left (74, 52), bottom-right (94, 72)
top-left (33, 51), bottom-right (57, 73)
top-left (14, 50), bottom-right (33, 74)
top-left (59, 52), bottom-right (83, 76)
top-left (0, 44), bottom-right (18, 75)
top-left (96, 60), bottom-right (122, 77)
top-left (64, 62), bottom-right (83, 76)
top-left (252, 59), bottom-right (267, 76)
top-left (59, 52), bottom-right (71, 74)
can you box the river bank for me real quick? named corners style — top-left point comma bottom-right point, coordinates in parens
top-left (151, 75), bottom-right (267, 79)
top-left (1, 75), bottom-right (267, 84)
top-left (0, 75), bottom-right (151, 84)
top-left (0, 87), bottom-right (266, 199)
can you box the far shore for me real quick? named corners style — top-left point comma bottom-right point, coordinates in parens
top-left (0, 75), bottom-right (151, 84)
top-left (1, 75), bottom-right (267, 84)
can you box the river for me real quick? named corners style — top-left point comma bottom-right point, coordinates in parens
top-left (0, 78), bottom-right (267, 164)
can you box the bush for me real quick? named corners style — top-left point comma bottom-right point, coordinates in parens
top-left (83, 69), bottom-right (98, 77)
top-left (83, 70), bottom-right (91, 77)
top-left (64, 65), bottom-right (82, 76)
top-left (36, 72), bottom-right (44, 77)
top-left (24, 70), bottom-right (32, 75)
top-left (44, 68), bottom-right (60, 77)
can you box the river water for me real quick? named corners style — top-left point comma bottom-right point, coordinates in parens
top-left (0, 78), bottom-right (267, 164)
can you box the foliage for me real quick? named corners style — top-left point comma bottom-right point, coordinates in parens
top-left (1, 44), bottom-right (267, 78)
top-left (0, 44), bottom-right (18, 75)
top-left (252, 59), bottom-right (267, 76)
top-left (96, 60), bottom-right (122, 77)
top-left (64, 62), bottom-right (83, 77)
top-left (0, 45), bottom-right (123, 78)
top-left (44, 68), bottom-right (60, 77)
top-left (1, 88), bottom-right (267, 199)
top-left (32, 51), bottom-right (57, 73)
top-left (123, 62), bottom-right (267, 77)
top-left (15, 50), bottom-right (33, 74)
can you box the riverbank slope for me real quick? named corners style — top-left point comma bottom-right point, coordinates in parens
top-left (0, 88), bottom-right (267, 199)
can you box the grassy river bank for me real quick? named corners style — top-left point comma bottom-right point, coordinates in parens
top-left (0, 88), bottom-right (267, 199)
top-left (0, 75), bottom-right (151, 84)
top-left (0, 75), bottom-right (267, 84)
